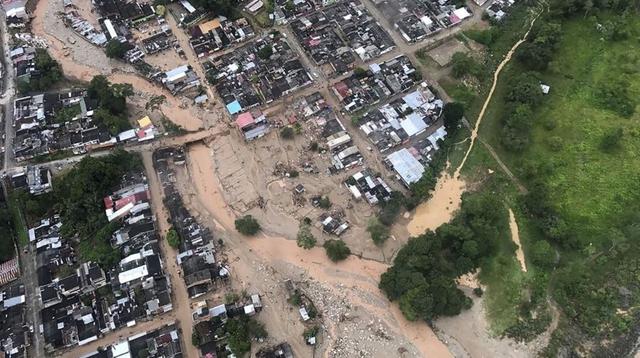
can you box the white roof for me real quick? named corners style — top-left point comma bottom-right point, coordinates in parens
top-left (104, 19), bottom-right (118, 39)
top-left (164, 65), bottom-right (190, 82)
top-left (211, 304), bottom-right (227, 317)
top-left (427, 126), bottom-right (447, 150)
top-left (118, 265), bottom-right (148, 284)
top-left (244, 304), bottom-right (256, 315)
top-left (111, 341), bottom-right (130, 358)
top-left (403, 91), bottom-right (427, 109)
top-left (387, 148), bottom-right (425, 185)
top-left (118, 129), bottom-right (136, 141)
top-left (327, 133), bottom-right (351, 150)
top-left (420, 16), bottom-right (433, 26)
top-left (180, 0), bottom-right (196, 13)
top-left (453, 8), bottom-right (472, 20)
top-left (3, 295), bottom-right (25, 308)
top-left (400, 112), bottom-right (427, 137)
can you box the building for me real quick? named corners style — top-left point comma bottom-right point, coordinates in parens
top-left (235, 111), bottom-right (269, 141)
top-left (386, 147), bottom-right (425, 187)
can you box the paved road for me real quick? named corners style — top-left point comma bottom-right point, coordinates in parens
top-left (0, 6), bottom-right (16, 171)
top-left (0, 5), bottom-right (43, 358)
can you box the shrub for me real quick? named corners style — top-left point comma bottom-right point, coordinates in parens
top-left (166, 228), bottom-right (180, 248)
top-left (600, 128), bottom-right (624, 153)
top-left (280, 126), bottom-right (295, 139)
top-left (106, 39), bottom-right (129, 59)
top-left (367, 219), bottom-right (389, 246)
top-left (235, 215), bottom-right (261, 235)
top-left (530, 240), bottom-right (556, 269)
top-left (318, 196), bottom-right (332, 209)
top-left (323, 240), bottom-right (351, 262)
top-left (296, 223), bottom-right (317, 249)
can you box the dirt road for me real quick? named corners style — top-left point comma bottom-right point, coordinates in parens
top-left (142, 151), bottom-right (202, 358)
top-left (60, 317), bottom-right (177, 358)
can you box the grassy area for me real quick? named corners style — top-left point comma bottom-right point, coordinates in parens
top-left (7, 192), bottom-right (29, 247)
top-left (457, 8), bottom-right (640, 348)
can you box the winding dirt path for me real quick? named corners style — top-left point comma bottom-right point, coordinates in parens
top-left (508, 208), bottom-right (527, 272)
top-left (408, 9), bottom-right (543, 236)
top-left (454, 14), bottom-right (541, 179)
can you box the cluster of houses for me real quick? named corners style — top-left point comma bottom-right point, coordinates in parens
top-left (192, 295), bottom-right (266, 357)
top-left (358, 84), bottom-right (443, 153)
top-left (0, 281), bottom-right (29, 358)
top-left (271, 0), bottom-right (336, 23)
top-left (10, 88), bottom-right (157, 162)
top-left (290, 0), bottom-right (395, 75)
top-left (154, 147), bottom-right (228, 300)
top-left (81, 322), bottom-right (183, 358)
top-left (332, 55), bottom-right (420, 113)
top-left (205, 33), bottom-right (313, 115)
top-left (294, 92), bottom-right (364, 173)
top-left (188, 15), bottom-right (255, 58)
top-left (485, 0), bottom-right (517, 21)
top-left (26, 174), bottom-right (175, 353)
top-left (344, 168), bottom-right (393, 205)
top-left (372, 0), bottom-right (473, 43)
top-left (10, 166), bottom-right (53, 196)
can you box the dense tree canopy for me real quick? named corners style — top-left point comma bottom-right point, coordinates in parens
top-left (55, 150), bottom-right (142, 268)
top-left (380, 191), bottom-right (504, 322)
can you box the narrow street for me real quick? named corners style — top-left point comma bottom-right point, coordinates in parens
top-left (142, 151), bottom-right (201, 358)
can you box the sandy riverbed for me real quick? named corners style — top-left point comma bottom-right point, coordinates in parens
top-left (185, 142), bottom-right (452, 357)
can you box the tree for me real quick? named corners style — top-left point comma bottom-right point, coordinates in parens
top-left (257, 44), bottom-right (273, 60)
top-left (600, 127), bottom-right (624, 153)
top-left (105, 39), bottom-right (129, 59)
top-left (191, 331), bottom-right (202, 347)
top-left (235, 215), bottom-right (261, 235)
top-left (88, 75), bottom-right (133, 116)
top-left (280, 126), bottom-right (295, 139)
top-left (318, 196), bottom-right (332, 209)
top-left (506, 72), bottom-right (543, 106)
top-left (451, 52), bottom-right (483, 80)
top-left (531, 240), bottom-right (555, 268)
top-left (18, 49), bottom-right (63, 93)
top-left (296, 223), bottom-right (317, 249)
top-left (225, 316), bottom-right (267, 356)
top-left (166, 228), bottom-right (180, 248)
top-left (323, 239), bottom-right (351, 262)
top-left (93, 108), bottom-right (131, 135)
top-left (367, 219), bottom-right (389, 246)
top-left (443, 102), bottom-right (465, 133)
top-left (353, 67), bottom-right (368, 79)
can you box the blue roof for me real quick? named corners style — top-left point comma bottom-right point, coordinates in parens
top-left (226, 100), bottom-right (242, 115)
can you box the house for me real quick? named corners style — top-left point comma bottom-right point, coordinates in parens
top-left (160, 65), bottom-right (200, 95)
top-left (386, 148), bottom-right (425, 187)
top-left (235, 111), bottom-right (269, 141)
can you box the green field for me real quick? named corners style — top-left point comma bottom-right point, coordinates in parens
top-left (460, 10), bottom-right (640, 350)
